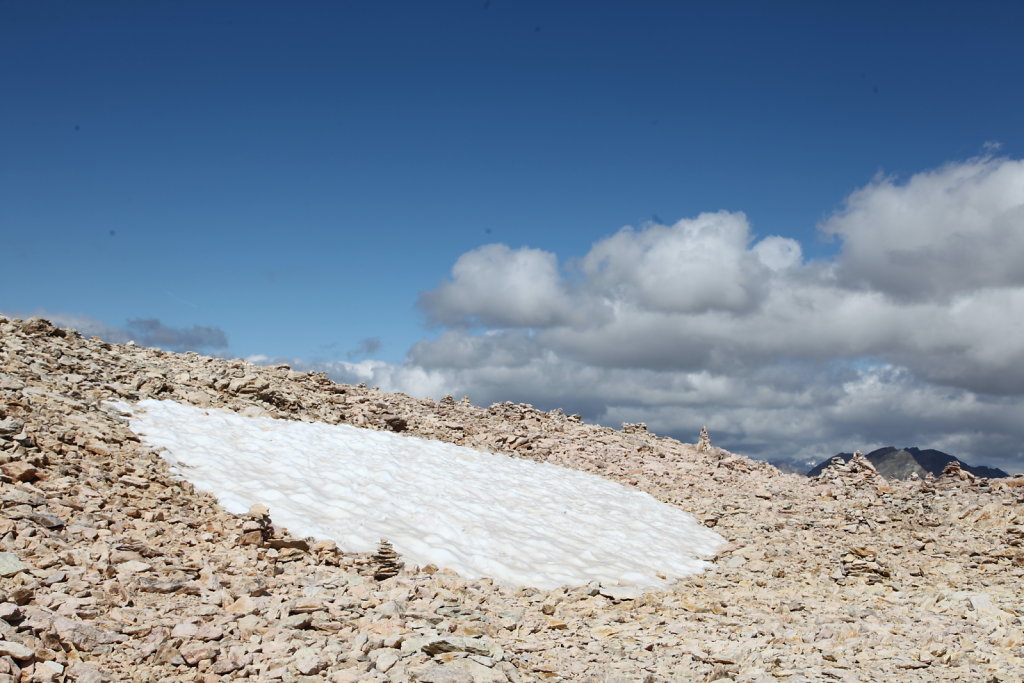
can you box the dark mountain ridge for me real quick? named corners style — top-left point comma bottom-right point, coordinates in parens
top-left (806, 446), bottom-right (1009, 480)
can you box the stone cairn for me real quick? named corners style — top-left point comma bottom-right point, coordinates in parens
top-left (697, 426), bottom-right (713, 453)
top-left (239, 504), bottom-right (273, 546)
top-left (817, 450), bottom-right (881, 484)
top-left (942, 461), bottom-right (976, 482)
top-left (372, 539), bottom-right (403, 581)
top-left (848, 450), bottom-right (879, 475)
top-left (935, 460), bottom-right (982, 492)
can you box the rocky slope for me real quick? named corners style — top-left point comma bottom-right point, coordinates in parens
top-left (1, 315), bottom-right (1023, 682)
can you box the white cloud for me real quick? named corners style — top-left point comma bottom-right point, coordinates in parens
top-left (280, 155), bottom-right (1024, 473)
top-left (418, 244), bottom-right (578, 328)
top-left (578, 211), bottom-right (769, 314)
top-left (822, 155), bottom-right (1024, 300)
top-left (753, 235), bottom-right (803, 271)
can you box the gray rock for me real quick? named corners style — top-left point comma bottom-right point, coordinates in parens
top-left (0, 554), bottom-right (27, 578)
top-left (27, 511), bottom-right (64, 528)
top-left (51, 616), bottom-right (126, 652)
top-left (0, 419), bottom-right (24, 435)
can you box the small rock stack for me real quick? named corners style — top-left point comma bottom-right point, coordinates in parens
top-left (239, 504), bottom-right (273, 546)
top-left (697, 426), bottom-right (713, 453)
top-left (941, 461), bottom-right (977, 483)
top-left (848, 450), bottom-right (880, 476)
top-left (816, 450), bottom-right (883, 485)
top-left (372, 539), bottom-right (403, 581)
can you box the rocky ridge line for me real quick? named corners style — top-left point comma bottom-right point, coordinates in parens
top-left (1, 315), bottom-right (1023, 682)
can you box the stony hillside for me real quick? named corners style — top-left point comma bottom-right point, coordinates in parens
top-left (1, 315), bottom-right (1022, 682)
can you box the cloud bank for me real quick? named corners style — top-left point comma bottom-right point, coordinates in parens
top-left (4, 311), bottom-right (229, 353)
top-left (304, 155), bottom-right (1024, 473)
top-left (346, 337), bottom-right (382, 360)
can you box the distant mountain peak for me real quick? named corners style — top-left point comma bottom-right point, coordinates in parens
top-left (806, 446), bottom-right (1009, 480)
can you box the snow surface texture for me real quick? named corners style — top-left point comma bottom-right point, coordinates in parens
top-left (110, 399), bottom-right (725, 589)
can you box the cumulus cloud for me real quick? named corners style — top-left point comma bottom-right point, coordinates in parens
top-left (823, 156), bottom-right (1024, 300)
top-left (4, 310), bottom-right (229, 352)
top-left (278, 154), bottom-right (1024, 474)
top-left (419, 244), bottom-right (579, 328)
top-left (753, 235), bottom-right (803, 272)
top-left (579, 211), bottom-right (772, 314)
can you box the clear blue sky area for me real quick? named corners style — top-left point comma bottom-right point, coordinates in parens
top-left (3, 0), bottom-right (1023, 361)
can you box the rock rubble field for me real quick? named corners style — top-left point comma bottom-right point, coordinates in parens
top-left (1, 314), bottom-right (1022, 682)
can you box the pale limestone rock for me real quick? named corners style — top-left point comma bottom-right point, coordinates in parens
top-left (65, 662), bottom-right (112, 683)
top-left (368, 647), bottom-right (400, 673)
top-left (0, 641), bottom-right (32, 660)
top-left (293, 646), bottom-right (328, 675)
top-left (411, 663), bottom-right (475, 683)
top-left (179, 641), bottom-right (219, 665)
top-left (115, 560), bottom-right (151, 575)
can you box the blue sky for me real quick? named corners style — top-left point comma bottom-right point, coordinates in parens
top-left (4, 1), bottom-right (1024, 471)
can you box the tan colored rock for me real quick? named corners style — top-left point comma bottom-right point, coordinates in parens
top-left (0, 641), bottom-right (33, 660)
top-left (179, 641), bottom-right (219, 665)
top-left (0, 461), bottom-right (37, 482)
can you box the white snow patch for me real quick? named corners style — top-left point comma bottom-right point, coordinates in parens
top-left (111, 399), bottom-right (725, 589)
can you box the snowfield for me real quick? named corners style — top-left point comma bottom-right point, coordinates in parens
top-left (111, 399), bottom-right (725, 589)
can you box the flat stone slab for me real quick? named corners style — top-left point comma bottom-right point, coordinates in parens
top-left (0, 552), bottom-right (28, 577)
